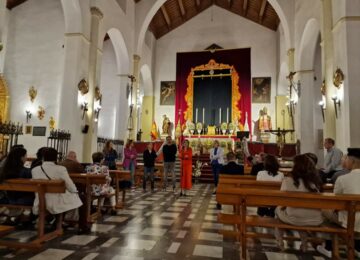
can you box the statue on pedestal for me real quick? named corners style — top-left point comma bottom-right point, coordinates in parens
top-left (259, 107), bottom-right (272, 131)
top-left (162, 115), bottom-right (171, 135)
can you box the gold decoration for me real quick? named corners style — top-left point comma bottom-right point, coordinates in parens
top-left (321, 80), bottom-right (326, 95)
top-left (49, 116), bottom-right (55, 130)
top-left (333, 68), bottom-right (344, 88)
top-left (0, 75), bottom-right (9, 123)
top-left (95, 86), bottom-right (102, 101)
top-left (78, 79), bottom-right (89, 95)
top-left (183, 59), bottom-right (242, 128)
top-left (37, 106), bottom-right (45, 120)
top-left (29, 86), bottom-right (37, 102)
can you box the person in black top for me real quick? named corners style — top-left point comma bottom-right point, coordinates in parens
top-left (250, 152), bottom-right (266, 176)
top-left (0, 147), bottom-right (34, 205)
top-left (143, 142), bottom-right (157, 192)
top-left (157, 136), bottom-right (177, 193)
top-left (31, 147), bottom-right (46, 170)
top-left (220, 152), bottom-right (244, 175)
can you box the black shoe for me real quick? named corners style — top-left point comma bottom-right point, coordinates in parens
top-left (216, 203), bottom-right (222, 210)
top-left (78, 227), bottom-right (91, 235)
top-left (110, 209), bottom-right (117, 216)
top-left (212, 191), bottom-right (216, 195)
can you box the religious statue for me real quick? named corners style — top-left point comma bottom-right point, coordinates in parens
top-left (162, 115), bottom-right (171, 135)
top-left (259, 106), bottom-right (272, 131)
top-left (49, 116), bottom-right (56, 130)
top-left (37, 106), bottom-right (45, 120)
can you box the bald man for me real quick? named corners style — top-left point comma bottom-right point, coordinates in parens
top-left (59, 151), bottom-right (84, 173)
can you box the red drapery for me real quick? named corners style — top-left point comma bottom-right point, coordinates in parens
top-left (175, 48), bottom-right (252, 132)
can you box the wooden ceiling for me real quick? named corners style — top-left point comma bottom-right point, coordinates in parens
top-left (136, 0), bottom-right (280, 39)
top-left (6, 0), bottom-right (28, 9)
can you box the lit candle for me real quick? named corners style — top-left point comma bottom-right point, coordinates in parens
top-left (226, 107), bottom-right (229, 123)
top-left (195, 108), bottom-right (198, 123)
top-left (202, 108), bottom-right (205, 124)
top-left (219, 108), bottom-right (222, 124)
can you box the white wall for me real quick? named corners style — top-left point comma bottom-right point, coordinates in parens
top-left (154, 6), bottom-right (278, 135)
top-left (4, 0), bottom-right (65, 156)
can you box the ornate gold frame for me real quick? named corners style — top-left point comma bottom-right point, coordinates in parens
top-left (0, 75), bottom-right (9, 123)
top-left (184, 59), bottom-right (241, 124)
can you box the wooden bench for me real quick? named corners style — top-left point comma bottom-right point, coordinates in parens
top-left (135, 163), bottom-right (164, 189)
top-left (109, 170), bottom-right (131, 209)
top-left (217, 187), bottom-right (360, 260)
top-left (0, 178), bottom-right (65, 250)
top-left (69, 174), bottom-right (107, 223)
top-left (219, 174), bottom-right (256, 180)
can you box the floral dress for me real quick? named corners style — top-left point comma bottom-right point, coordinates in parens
top-left (85, 163), bottom-right (114, 196)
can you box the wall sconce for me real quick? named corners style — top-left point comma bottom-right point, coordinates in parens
top-left (332, 95), bottom-right (341, 118)
top-left (25, 110), bottom-right (32, 123)
top-left (318, 100), bottom-right (326, 122)
top-left (94, 101), bottom-right (101, 122)
top-left (333, 68), bottom-right (344, 89)
top-left (78, 79), bottom-right (89, 95)
top-left (286, 99), bottom-right (297, 117)
top-left (29, 86), bottom-right (37, 102)
top-left (81, 101), bottom-right (88, 119)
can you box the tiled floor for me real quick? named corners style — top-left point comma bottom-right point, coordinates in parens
top-left (0, 184), bottom-right (334, 259)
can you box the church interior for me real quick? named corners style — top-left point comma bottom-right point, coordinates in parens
top-left (0, 0), bottom-right (360, 259)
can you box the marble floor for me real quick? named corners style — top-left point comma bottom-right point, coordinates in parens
top-left (0, 184), bottom-right (336, 259)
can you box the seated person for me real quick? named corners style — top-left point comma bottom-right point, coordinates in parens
top-left (256, 155), bottom-right (284, 217)
top-left (32, 148), bottom-right (83, 230)
top-left (86, 152), bottom-right (116, 215)
top-left (317, 148), bottom-right (360, 258)
top-left (30, 147), bottom-right (46, 170)
top-left (321, 138), bottom-right (343, 182)
top-left (58, 151), bottom-right (84, 173)
top-left (0, 147), bottom-right (34, 206)
top-left (275, 154), bottom-right (323, 251)
top-left (304, 152), bottom-right (318, 167)
top-left (250, 152), bottom-right (266, 176)
top-left (330, 155), bottom-right (350, 183)
top-left (220, 152), bottom-right (244, 175)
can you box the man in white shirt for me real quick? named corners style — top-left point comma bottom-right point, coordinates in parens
top-left (321, 138), bottom-right (343, 181)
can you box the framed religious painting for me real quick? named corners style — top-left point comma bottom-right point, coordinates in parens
top-left (252, 77), bottom-right (271, 103)
top-left (160, 81), bottom-right (176, 105)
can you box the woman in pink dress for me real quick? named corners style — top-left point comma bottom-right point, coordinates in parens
top-left (123, 140), bottom-right (137, 190)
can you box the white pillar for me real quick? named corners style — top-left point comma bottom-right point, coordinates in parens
top-left (0, 1), bottom-right (10, 73)
top-left (82, 6), bottom-right (103, 162)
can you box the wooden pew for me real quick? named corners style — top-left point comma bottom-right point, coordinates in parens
top-left (69, 174), bottom-right (106, 223)
top-left (217, 187), bottom-right (360, 260)
top-left (219, 174), bottom-right (256, 180)
top-left (0, 179), bottom-right (65, 250)
top-left (109, 170), bottom-right (131, 209)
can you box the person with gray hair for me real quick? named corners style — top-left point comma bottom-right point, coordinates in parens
top-left (59, 151), bottom-right (84, 173)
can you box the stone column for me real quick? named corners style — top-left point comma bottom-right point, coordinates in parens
top-left (287, 48), bottom-right (295, 72)
top-left (82, 7), bottom-right (103, 162)
top-left (331, 0), bottom-right (360, 149)
top-left (129, 54), bottom-right (140, 140)
top-left (321, 0), bottom-right (336, 140)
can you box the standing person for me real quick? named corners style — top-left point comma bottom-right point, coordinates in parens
top-left (123, 140), bottom-right (137, 190)
top-left (256, 154), bottom-right (284, 217)
top-left (209, 140), bottom-right (224, 194)
top-left (321, 138), bottom-right (343, 181)
top-left (103, 141), bottom-right (118, 170)
top-left (143, 142), bottom-right (157, 192)
top-left (275, 154), bottom-right (323, 251)
top-left (157, 136), bottom-right (177, 193)
top-left (179, 140), bottom-right (192, 196)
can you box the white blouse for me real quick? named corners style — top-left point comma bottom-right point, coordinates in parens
top-left (256, 170), bottom-right (284, 182)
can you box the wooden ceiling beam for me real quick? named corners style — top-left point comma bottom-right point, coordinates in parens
top-left (177, 0), bottom-right (186, 17)
top-left (242, 0), bottom-right (248, 16)
top-left (259, 0), bottom-right (267, 23)
top-left (161, 5), bottom-right (171, 29)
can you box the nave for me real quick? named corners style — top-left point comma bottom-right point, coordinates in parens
top-left (0, 184), bottom-right (331, 260)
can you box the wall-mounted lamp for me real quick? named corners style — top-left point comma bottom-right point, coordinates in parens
top-left (332, 95), bottom-right (341, 118)
top-left (286, 99), bottom-right (297, 117)
top-left (81, 101), bottom-right (88, 119)
top-left (25, 110), bottom-right (32, 123)
top-left (94, 101), bottom-right (102, 122)
top-left (318, 100), bottom-right (326, 122)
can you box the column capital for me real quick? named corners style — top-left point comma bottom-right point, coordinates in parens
top-left (287, 48), bottom-right (295, 56)
top-left (133, 54), bottom-right (141, 62)
top-left (90, 7), bottom-right (103, 19)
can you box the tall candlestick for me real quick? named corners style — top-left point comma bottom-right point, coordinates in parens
top-left (195, 108), bottom-right (198, 123)
top-left (219, 108), bottom-right (222, 124)
top-left (202, 108), bottom-right (205, 124)
top-left (226, 107), bottom-right (229, 123)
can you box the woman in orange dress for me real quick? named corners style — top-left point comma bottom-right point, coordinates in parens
top-left (180, 140), bottom-right (193, 196)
